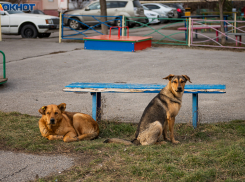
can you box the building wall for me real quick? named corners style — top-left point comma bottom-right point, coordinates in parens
top-left (43, 0), bottom-right (60, 16)
top-left (43, 0), bottom-right (59, 10)
top-left (43, 9), bottom-right (59, 16)
top-left (27, 0), bottom-right (43, 10)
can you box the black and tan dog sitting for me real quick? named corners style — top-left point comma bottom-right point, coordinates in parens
top-left (104, 74), bottom-right (191, 145)
top-left (38, 103), bottom-right (99, 142)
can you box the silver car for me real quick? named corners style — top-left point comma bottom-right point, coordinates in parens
top-left (142, 3), bottom-right (178, 20)
top-left (64, 0), bottom-right (146, 29)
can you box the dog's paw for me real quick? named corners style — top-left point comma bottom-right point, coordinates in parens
top-left (42, 128), bottom-right (49, 137)
top-left (172, 140), bottom-right (180, 144)
top-left (156, 141), bottom-right (167, 145)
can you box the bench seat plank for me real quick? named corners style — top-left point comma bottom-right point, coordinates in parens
top-left (63, 83), bottom-right (226, 94)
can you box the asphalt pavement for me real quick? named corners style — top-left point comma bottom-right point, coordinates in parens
top-left (0, 34), bottom-right (245, 181)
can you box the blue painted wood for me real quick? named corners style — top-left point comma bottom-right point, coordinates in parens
top-left (65, 82), bottom-right (225, 89)
top-left (64, 83), bottom-right (226, 94)
top-left (192, 93), bottom-right (198, 129)
top-left (85, 40), bottom-right (135, 52)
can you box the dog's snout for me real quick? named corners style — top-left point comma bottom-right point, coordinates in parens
top-left (177, 87), bottom-right (183, 92)
top-left (50, 118), bottom-right (55, 124)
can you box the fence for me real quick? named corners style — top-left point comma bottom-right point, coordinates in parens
top-left (59, 14), bottom-right (245, 49)
top-left (124, 17), bottom-right (189, 46)
top-left (61, 14), bottom-right (122, 40)
top-left (190, 19), bottom-right (245, 49)
top-left (60, 14), bottom-right (189, 46)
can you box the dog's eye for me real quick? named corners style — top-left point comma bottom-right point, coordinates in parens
top-left (55, 112), bottom-right (58, 115)
top-left (173, 81), bottom-right (177, 83)
top-left (181, 81), bottom-right (185, 83)
top-left (47, 112), bottom-right (50, 115)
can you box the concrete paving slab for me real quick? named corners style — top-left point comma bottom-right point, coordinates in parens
top-left (0, 37), bottom-right (245, 124)
top-left (0, 151), bottom-right (74, 182)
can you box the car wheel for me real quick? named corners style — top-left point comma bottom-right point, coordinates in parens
top-left (21, 24), bottom-right (38, 38)
top-left (69, 18), bottom-right (81, 30)
top-left (126, 18), bottom-right (135, 28)
top-left (145, 18), bottom-right (149, 24)
top-left (114, 17), bottom-right (122, 27)
top-left (161, 19), bottom-right (169, 24)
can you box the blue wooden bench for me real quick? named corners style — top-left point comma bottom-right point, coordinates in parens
top-left (63, 83), bottom-right (226, 128)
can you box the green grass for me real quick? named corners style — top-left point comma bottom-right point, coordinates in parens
top-left (0, 111), bottom-right (245, 181)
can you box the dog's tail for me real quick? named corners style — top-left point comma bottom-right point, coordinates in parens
top-left (103, 138), bottom-right (135, 145)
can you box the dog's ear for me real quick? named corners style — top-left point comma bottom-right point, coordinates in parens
top-left (182, 75), bottom-right (192, 83)
top-left (163, 74), bottom-right (175, 81)
top-left (57, 103), bottom-right (66, 113)
top-left (39, 106), bottom-right (47, 115)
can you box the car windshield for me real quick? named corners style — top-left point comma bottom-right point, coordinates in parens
top-left (7, 10), bottom-right (24, 14)
top-left (143, 6), bottom-right (149, 10)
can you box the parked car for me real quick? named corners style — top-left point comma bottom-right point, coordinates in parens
top-left (0, 2), bottom-right (59, 38)
top-left (143, 6), bottom-right (160, 24)
top-left (64, 0), bottom-right (146, 29)
top-left (163, 3), bottom-right (185, 18)
top-left (142, 3), bottom-right (178, 20)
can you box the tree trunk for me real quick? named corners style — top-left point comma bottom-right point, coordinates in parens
top-left (219, 0), bottom-right (226, 45)
top-left (100, 0), bottom-right (108, 35)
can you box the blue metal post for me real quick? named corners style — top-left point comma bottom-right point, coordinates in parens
top-left (192, 93), bottom-right (198, 128)
top-left (96, 92), bottom-right (101, 121)
top-left (91, 92), bottom-right (97, 121)
top-left (185, 18), bottom-right (187, 40)
top-left (61, 14), bottom-right (64, 39)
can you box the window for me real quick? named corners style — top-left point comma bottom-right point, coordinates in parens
top-left (106, 1), bottom-right (127, 8)
top-left (88, 2), bottom-right (100, 10)
top-left (144, 5), bottom-right (160, 10)
top-left (118, 1), bottom-right (127, 8)
top-left (107, 2), bottom-right (118, 8)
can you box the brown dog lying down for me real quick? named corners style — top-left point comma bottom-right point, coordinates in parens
top-left (38, 103), bottom-right (99, 142)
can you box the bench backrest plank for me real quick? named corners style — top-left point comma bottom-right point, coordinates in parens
top-left (63, 83), bottom-right (226, 94)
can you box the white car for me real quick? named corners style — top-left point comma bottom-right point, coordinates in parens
top-left (142, 3), bottom-right (178, 19)
top-left (64, 0), bottom-right (146, 29)
top-left (0, 2), bottom-right (59, 38)
top-left (143, 6), bottom-right (167, 24)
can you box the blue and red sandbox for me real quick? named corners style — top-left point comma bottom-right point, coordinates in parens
top-left (84, 26), bottom-right (152, 52)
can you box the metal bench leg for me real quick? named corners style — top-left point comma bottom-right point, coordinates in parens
top-left (91, 92), bottom-right (102, 122)
top-left (192, 93), bottom-right (198, 128)
top-left (97, 92), bottom-right (101, 121)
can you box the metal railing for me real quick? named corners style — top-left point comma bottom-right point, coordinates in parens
top-left (190, 19), bottom-right (245, 49)
top-left (61, 14), bottom-right (122, 40)
top-left (59, 14), bottom-right (245, 49)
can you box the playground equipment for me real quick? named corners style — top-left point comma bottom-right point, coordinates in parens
top-left (0, 50), bottom-right (7, 84)
top-left (84, 26), bottom-right (152, 52)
